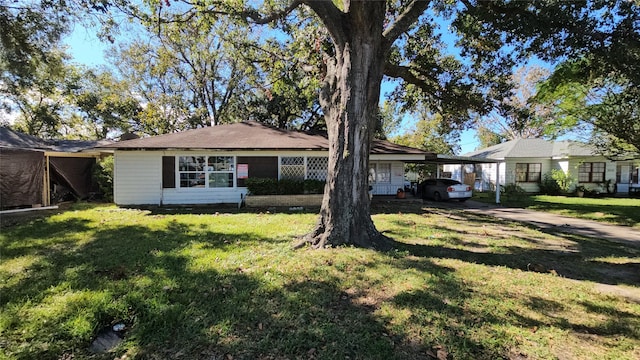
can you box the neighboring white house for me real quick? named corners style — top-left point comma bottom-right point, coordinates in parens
top-left (98, 121), bottom-right (429, 206)
top-left (443, 138), bottom-right (640, 195)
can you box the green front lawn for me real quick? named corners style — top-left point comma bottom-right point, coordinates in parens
top-left (1, 203), bottom-right (639, 359)
top-left (474, 193), bottom-right (640, 228)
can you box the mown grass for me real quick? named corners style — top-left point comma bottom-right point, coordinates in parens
top-left (1, 202), bottom-right (639, 360)
top-left (474, 193), bottom-right (640, 228)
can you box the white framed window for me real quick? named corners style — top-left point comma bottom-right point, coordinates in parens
top-left (516, 163), bottom-right (542, 182)
top-left (178, 156), bottom-right (234, 188)
top-left (578, 162), bottom-right (605, 183)
top-left (370, 163), bottom-right (391, 183)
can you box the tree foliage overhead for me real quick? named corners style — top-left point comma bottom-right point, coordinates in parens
top-left (108, 14), bottom-right (257, 132)
top-left (522, 0), bottom-right (639, 155)
top-left (1, 0), bottom-right (140, 139)
top-left (107, 2), bottom-right (327, 133)
top-left (394, 112), bottom-right (460, 156)
top-left (0, 0), bottom-right (122, 88)
top-left (536, 57), bottom-right (640, 155)
top-left (475, 65), bottom-right (558, 147)
top-left (6, 57), bottom-right (142, 139)
top-left (1, 0), bottom-right (73, 130)
top-left (0, 0), bottom-right (70, 87)
top-left (71, 69), bottom-right (142, 139)
top-left (240, 8), bottom-right (326, 131)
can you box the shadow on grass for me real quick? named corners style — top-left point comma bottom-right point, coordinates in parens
top-left (390, 208), bottom-right (640, 288)
top-left (0, 217), bottom-right (92, 258)
top-left (123, 204), bottom-right (327, 218)
top-left (497, 197), bottom-right (640, 227)
top-left (380, 246), bottom-right (640, 359)
top-left (532, 202), bottom-right (638, 227)
top-left (2, 203), bottom-right (639, 360)
top-left (1, 210), bottom-right (455, 360)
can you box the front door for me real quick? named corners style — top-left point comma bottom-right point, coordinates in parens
top-left (618, 165), bottom-right (631, 193)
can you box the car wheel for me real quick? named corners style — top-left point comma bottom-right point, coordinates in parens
top-left (433, 192), bottom-right (442, 202)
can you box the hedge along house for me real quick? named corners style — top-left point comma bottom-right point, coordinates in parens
top-left (97, 121), bottom-right (430, 206)
top-left (0, 127), bottom-right (110, 210)
top-left (443, 138), bottom-right (640, 195)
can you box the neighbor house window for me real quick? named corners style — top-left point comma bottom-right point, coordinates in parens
top-left (178, 156), bottom-right (234, 188)
top-left (515, 163), bottom-right (542, 182)
top-left (578, 162), bottom-right (605, 183)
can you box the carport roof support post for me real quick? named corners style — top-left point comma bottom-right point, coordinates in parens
top-left (495, 162), bottom-right (501, 204)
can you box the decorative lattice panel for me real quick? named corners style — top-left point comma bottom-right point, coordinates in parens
top-left (307, 157), bottom-right (328, 180)
top-left (280, 157), bottom-right (305, 179)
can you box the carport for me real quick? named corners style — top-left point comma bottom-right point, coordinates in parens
top-left (0, 127), bottom-right (110, 211)
top-left (422, 154), bottom-right (503, 204)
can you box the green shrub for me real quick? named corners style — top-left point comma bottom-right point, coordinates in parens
top-left (539, 172), bottom-right (561, 195)
top-left (93, 156), bottom-right (114, 202)
top-left (303, 179), bottom-right (326, 194)
top-left (501, 183), bottom-right (527, 202)
top-left (539, 170), bottom-right (577, 195)
top-left (551, 169), bottom-right (576, 193)
top-left (278, 178), bottom-right (304, 195)
top-left (245, 178), bottom-right (325, 195)
top-left (245, 178), bottom-right (279, 195)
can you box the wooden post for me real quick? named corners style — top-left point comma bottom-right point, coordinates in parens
top-left (44, 155), bottom-right (51, 206)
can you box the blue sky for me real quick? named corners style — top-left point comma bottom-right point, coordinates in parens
top-left (64, 26), bottom-right (108, 67)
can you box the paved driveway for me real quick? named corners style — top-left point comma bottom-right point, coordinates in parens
top-left (426, 199), bottom-right (640, 248)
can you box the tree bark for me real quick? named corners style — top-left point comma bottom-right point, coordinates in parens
top-left (297, 2), bottom-right (393, 250)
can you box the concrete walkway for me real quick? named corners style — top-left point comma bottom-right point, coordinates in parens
top-left (436, 200), bottom-right (640, 248)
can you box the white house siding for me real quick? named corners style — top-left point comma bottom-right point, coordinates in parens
top-left (161, 188), bottom-right (246, 205)
top-left (113, 150), bottom-right (413, 205)
top-left (369, 153), bottom-right (429, 195)
top-left (470, 157), bottom-right (619, 194)
top-left (114, 151), bottom-right (162, 205)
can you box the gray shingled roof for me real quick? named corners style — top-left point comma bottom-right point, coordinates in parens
top-left (463, 138), bottom-right (597, 159)
top-left (99, 121), bottom-right (429, 155)
top-left (0, 127), bottom-right (111, 153)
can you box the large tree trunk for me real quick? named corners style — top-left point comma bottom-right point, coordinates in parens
top-left (298, 3), bottom-right (392, 250)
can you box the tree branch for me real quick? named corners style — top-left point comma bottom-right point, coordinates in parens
top-left (383, 62), bottom-right (443, 100)
top-left (382, 0), bottom-right (431, 48)
top-left (239, 0), bottom-right (304, 24)
top-left (459, 0), bottom-right (474, 11)
top-left (303, 0), bottom-right (348, 47)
